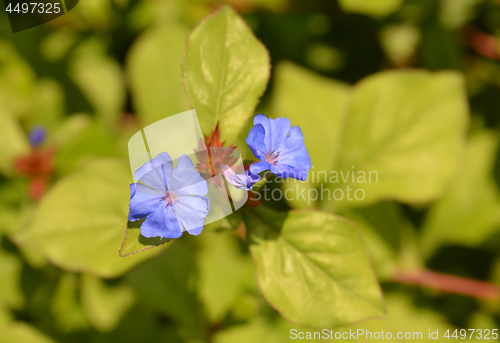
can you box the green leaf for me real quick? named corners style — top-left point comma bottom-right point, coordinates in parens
top-left (0, 306), bottom-right (11, 329)
top-left (0, 41), bottom-right (35, 118)
top-left (338, 0), bottom-right (403, 17)
top-left (271, 62), bottom-right (350, 175)
top-left (28, 79), bottom-right (65, 132)
top-left (182, 5), bottom-right (270, 143)
top-left (69, 39), bottom-right (126, 124)
top-left (244, 207), bottom-right (385, 328)
top-left (197, 231), bottom-right (255, 322)
top-left (119, 220), bottom-right (171, 257)
top-left (380, 25), bottom-right (421, 66)
top-left (213, 316), bottom-right (294, 343)
top-left (127, 23), bottom-right (191, 125)
top-left (323, 70), bottom-right (468, 211)
top-left (337, 294), bottom-right (455, 342)
top-left (14, 159), bottom-right (168, 278)
top-left (81, 273), bottom-right (135, 332)
top-left (339, 202), bottom-right (404, 279)
top-left (0, 106), bottom-right (30, 176)
top-left (50, 273), bottom-right (88, 333)
top-left (421, 131), bottom-right (500, 258)
top-left (54, 122), bottom-right (125, 175)
top-left (127, 240), bottom-right (205, 341)
top-left (439, 0), bottom-right (484, 30)
top-left (270, 62), bottom-right (350, 210)
top-left (0, 322), bottom-right (58, 343)
top-left (0, 249), bottom-right (25, 309)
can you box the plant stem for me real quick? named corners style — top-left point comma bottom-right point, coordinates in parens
top-left (391, 269), bottom-right (500, 300)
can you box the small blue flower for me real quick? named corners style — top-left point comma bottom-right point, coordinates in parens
top-left (128, 152), bottom-right (210, 239)
top-left (29, 126), bottom-right (46, 147)
top-left (219, 163), bottom-right (261, 190)
top-left (245, 114), bottom-right (311, 181)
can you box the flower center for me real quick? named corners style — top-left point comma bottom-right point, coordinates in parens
top-left (265, 151), bottom-right (280, 165)
top-left (164, 191), bottom-right (178, 205)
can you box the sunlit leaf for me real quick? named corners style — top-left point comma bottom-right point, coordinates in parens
top-left (197, 231), bottom-right (255, 322)
top-left (421, 131), bottom-right (500, 258)
top-left (439, 0), bottom-right (484, 30)
top-left (127, 23), bottom-right (191, 125)
top-left (336, 294), bottom-right (454, 342)
top-left (69, 39), bottom-right (126, 124)
top-left (14, 159), bottom-right (167, 278)
top-left (270, 62), bottom-right (350, 210)
top-left (0, 249), bottom-right (25, 309)
top-left (182, 5), bottom-right (270, 144)
top-left (0, 106), bottom-right (30, 176)
top-left (50, 273), bottom-right (88, 333)
top-left (0, 41), bottom-right (35, 117)
top-left (119, 220), bottom-right (170, 257)
top-left (54, 122), bottom-right (125, 174)
top-left (323, 70), bottom-right (468, 211)
top-left (81, 273), bottom-right (135, 332)
top-left (244, 207), bottom-right (385, 328)
top-left (271, 62), bottom-right (350, 176)
top-left (338, 0), bottom-right (403, 17)
top-left (0, 322), bottom-right (58, 343)
top-left (339, 202), bottom-right (405, 279)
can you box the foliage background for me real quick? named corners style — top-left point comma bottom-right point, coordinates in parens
top-left (1, 0), bottom-right (500, 342)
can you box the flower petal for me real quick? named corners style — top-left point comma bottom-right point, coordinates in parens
top-left (129, 183), bottom-right (136, 199)
top-left (174, 196), bottom-right (209, 232)
top-left (220, 164), bottom-right (260, 190)
top-left (249, 160), bottom-right (272, 175)
top-left (134, 152), bottom-right (173, 192)
top-left (187, 226), bottom-right (203, 236)
top-left (267, 117), bottom-right (291, 153)
top-left (172, 154), bottom-right (208, 196)
top-left (251, 115), bottom-right (292, 157)
top-left (128, 184), bottom-right (164, 221)
top-left (140, 204), bottom-right (183, 239)
top-left (245, 124), bottom-right (266, 160)
top-left (277, 126), bottom-right (311, 180)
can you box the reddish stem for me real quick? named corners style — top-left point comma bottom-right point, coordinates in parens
top-left (391, 269), bottom-right (500, 300)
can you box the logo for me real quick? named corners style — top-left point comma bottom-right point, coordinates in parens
top-left (128, 110), bottom-right (248, 230)
top-left (3, 0), bottom-right (79, 33)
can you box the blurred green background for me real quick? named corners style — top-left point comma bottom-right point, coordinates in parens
top-left (2, 0), bottom-right (500, 342)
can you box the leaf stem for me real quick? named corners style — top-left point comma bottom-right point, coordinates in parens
top-left (391, 269), bottom-right (500, 300)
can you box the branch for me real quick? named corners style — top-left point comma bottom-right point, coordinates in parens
top-left (391, 269), bottom-right (500, 300)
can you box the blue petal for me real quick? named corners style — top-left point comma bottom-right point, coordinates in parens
top-left (129, 183), bottom-right (136, 199)
top-left (140, 204), bottom-right (183, 239)
top-left (277, 126), bottom-right (311, 180)
top-left (254, 115), bottom-right (291, 154)
top-left (29, 126), bottom-right (46, 147)
top-left (172, 154), bottom-right (208, 196)
top-left (220, 164), bottom-right (260, 190)
top-left (249, 160), bottom-right (271, 175)
top-left (173, 196), bottom-right (209, 232)
top-left (269, 118), bottom-right (292, 154)
top-left (245, 124), bottom-right (266, 160)
top-left (187, 226), bottom-right (203, 236)
top-left (128, 183), bottom-right (163, 221)
top-left (220, 164), bottom-right (247, 189)
top-left (134, 152), bottom-right (173, 192)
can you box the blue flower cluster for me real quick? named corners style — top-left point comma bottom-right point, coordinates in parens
top-left (222, 114), bottom-right (311, 190)
top-left (128, 153), bottom-right (209, 239)
top-left (128, 115), bottom-right (311, 239)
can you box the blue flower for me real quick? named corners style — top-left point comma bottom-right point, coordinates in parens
top-left (128, 152), bottom-right (210, 239)
top-left (29, 126), bottom-right (46, 147)
top-left (219, 163), bottom-right (261, 190)
top-left (245, 114), bottom-right (311, 181)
